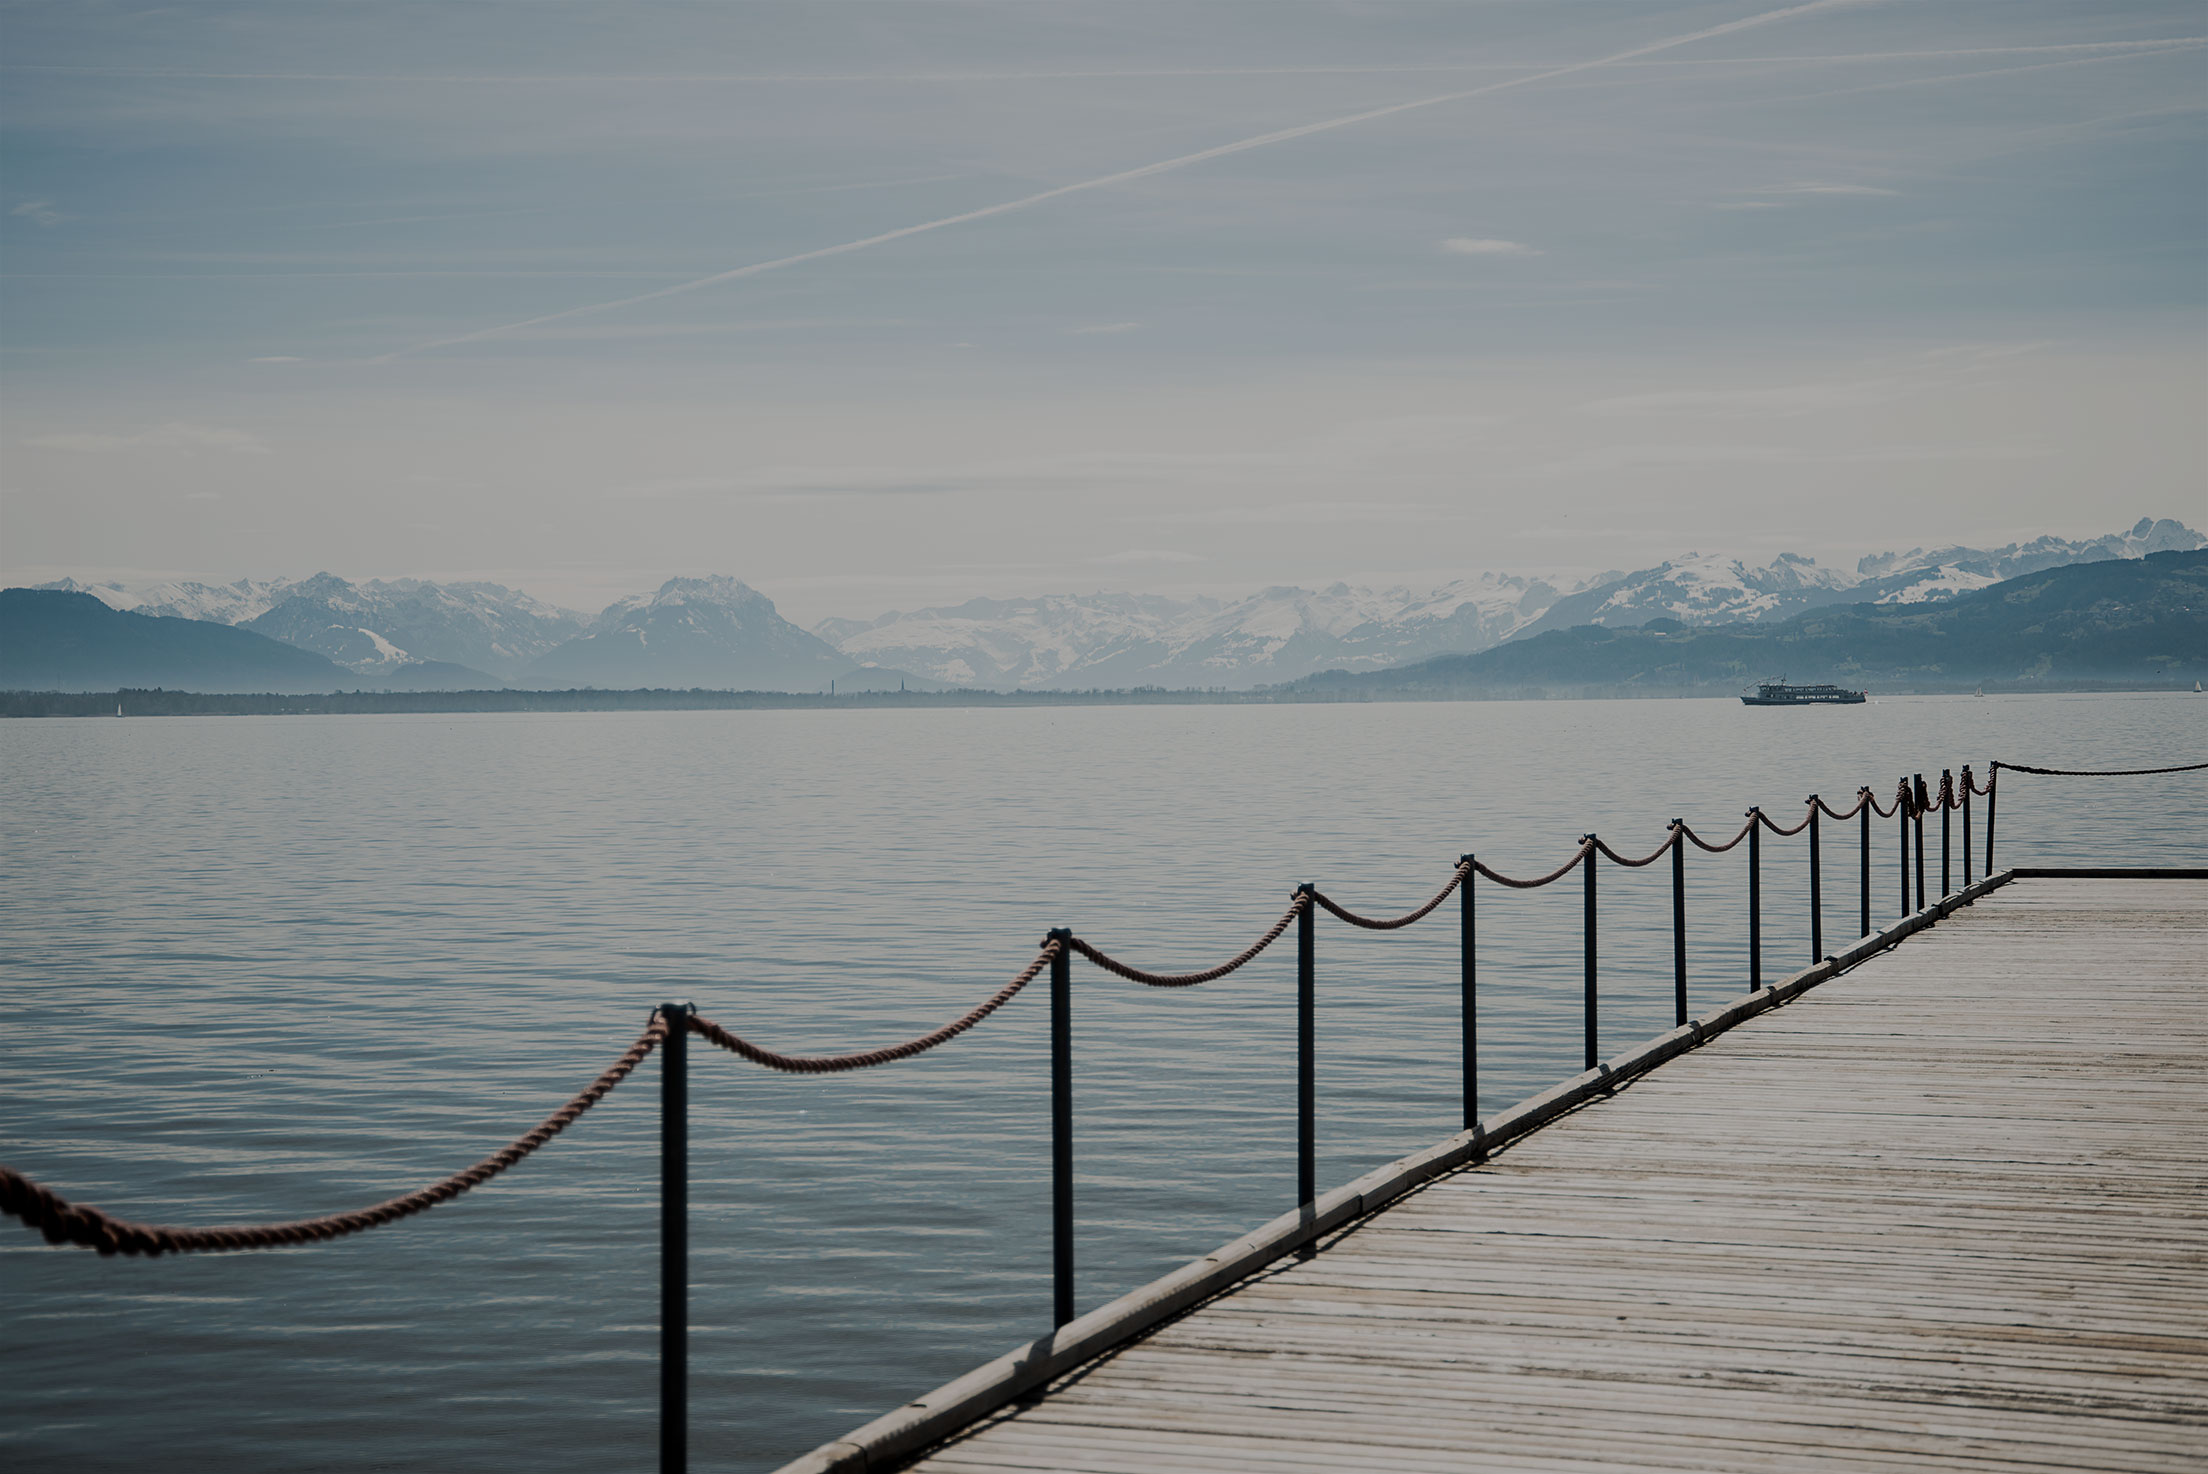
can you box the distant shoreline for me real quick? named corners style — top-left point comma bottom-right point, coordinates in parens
top-left (4, 683), bottom-right (2197, 717)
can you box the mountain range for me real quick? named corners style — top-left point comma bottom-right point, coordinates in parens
top-left (18, 517), bottom-right (2202, 693)
top-left (1285, 550), bottom-right (2208, 698)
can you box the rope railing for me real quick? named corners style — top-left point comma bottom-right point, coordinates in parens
top-left (687, 942), bottom-right (1059, 1071)
top-left (1307, 860), bottom-right (1471, 929)
top-left (1066, 895), bottom-right (1305, 984)
top-left (1, 1014), bottom-right (668, 1257)
top-left (1473, 837), bottom-right (1596, 888)
top-left (1592, 829), bottom-right (1676, 868)
top-left (1994, 759), bottom-right (2208, 777)
top-left (5, 748), bottom-right (2199, 1468)
top-left (1680, 816), bottom-right (1753, 853)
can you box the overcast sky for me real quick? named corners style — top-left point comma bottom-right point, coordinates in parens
top-left (3, 0), bottom-right (2202, 622)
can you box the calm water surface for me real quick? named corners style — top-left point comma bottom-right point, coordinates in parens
top-left (3, 695), bottom-right (2202, 1471)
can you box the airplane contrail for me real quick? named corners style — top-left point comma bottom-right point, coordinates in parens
top-left (377, 0), bottom-right (1871, 361)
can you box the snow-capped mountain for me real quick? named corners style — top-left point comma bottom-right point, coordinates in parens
top-left (524, 575), bottom-right (847, 691)
top-left (43, 573), bottom-right (586, 680)
top-left (1513, 518), bottom-right (2205, 638)
top-left (36, 575), bottom-right (300, 626)
top-left (26, 517), bottom-right (2196, 692)
top-left (242, 574), bottom-right (585, 680)
top-left (821, 573), bottom-right (1572, 690)
top-left (814, 518), bottom-right (2203, 687)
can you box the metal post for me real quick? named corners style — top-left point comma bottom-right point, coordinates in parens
top-left (1047, 929), bottom-right (1074, 1329)
top-left (1899, 783), bottom-right (1911, 918)
top-left (1747, 810), bottom-right (1762, 992)
top-left (1859, 793), bottom-right (1871, 938)
top-left (1940, 769), bottom-right (1952, 898)
top-left (1459, 858), bottom-right (1477, 1133)
top-left (1670, 824), bottom-right (1687, 1028)
top-left (659, 1000), bottom-right (693, 1474)
top-left (1808, 799), bottom-right (1822, 962)
top-left (1297, 886), bottom-right (1316, 1209)
top-left (1962, 766), bottom-right (1974, 888)
top-left (1985, 763), bottom-right (1999, 874)
top-left (1582, 839), bottom-right (1598, 1072)
top-left (1913, 774), bottom-right (1927, 909)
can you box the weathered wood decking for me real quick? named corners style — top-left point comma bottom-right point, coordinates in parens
top-left (893, 878), bottom-right (2208, 1473)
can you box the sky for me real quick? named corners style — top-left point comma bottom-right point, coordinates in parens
top-left (2, 0), bottom-right (2203, 624)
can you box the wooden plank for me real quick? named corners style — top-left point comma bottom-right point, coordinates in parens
top-left (879, 879), bottom-right (2208, 1473)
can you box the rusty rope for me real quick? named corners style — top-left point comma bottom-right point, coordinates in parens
top-left (1, 1015), bottom-right (668, 1257)
top-left (687, 941), bottom-right (1059, 1071)
top-left (1592, 828), bottom-right (1677, 868)
top-left (1473, 838), bottom-right (1595, 889)
top-left (1679, 816), bottom-right (1753, 853)
top-left (1863, 784), bottom-right (1899, 818)
top-left (1308, 860), bottom-right (1471, 930)
top-left (1993, 758), bottom-right (2208, 777)
top-left (1068, 894), bottom-right (1306, 985)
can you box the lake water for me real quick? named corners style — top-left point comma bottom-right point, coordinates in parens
top-left (3, 694), bottom-right (2202, 1472)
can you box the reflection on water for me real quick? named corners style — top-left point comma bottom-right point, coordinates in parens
top-left (2, 695), bottom-right (2200, 1471)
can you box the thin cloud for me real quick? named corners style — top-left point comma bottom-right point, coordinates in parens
top-left (1089, 549), bottom-right (1205, 565)
top-left (376, 0), bottom-right (1867, 361)
top-left (9, 200), bottom-right (66, 227)
top-left (1772, 183), bottom-right (1900, 196)
top-left (1072, 322), bottom-right (1142, 335)
top-left (24, 422), bottom-right (271, 455)
top-left (1443, 237), bottom-right (1540, 257)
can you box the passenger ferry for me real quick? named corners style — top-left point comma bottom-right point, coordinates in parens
top-left (1740, 679), bottom-right (1867, 706)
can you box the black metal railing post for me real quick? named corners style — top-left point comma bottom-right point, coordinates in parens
top-left (1458, 858), bottom-right (1477, 1132)
top-left (659, 1000), bottom-right (694, 1474)
top-left (1670, 824), bottom-right (1687, 1028)
top-left (1582, 839), bottom-right (1598, 1071)
top-left (1047, 928), bottom-right (1074, 1329)
top-left (1940, 769), bottom-right (1952, 897)
top-left (1898, 781), bottom-right (1911, 918)
top-left (1985, 763), bottom-right (1999, 873)
top-left (1808, 798), bottom-right (1822, 962)
top-left (1747, 810), bottom-right (1762, 992)
top-left (1913, 774), bottom-right (1928, 908)
top-left (1297, 886), bottom-right (1316, 1210)
top-left (1858, 792), bottom-right (1871, 938)
top-left (1962, 765), bottom-right (1974, 887)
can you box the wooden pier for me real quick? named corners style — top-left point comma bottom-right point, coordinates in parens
top-left (795, 876), bottom-right (2207, 1472)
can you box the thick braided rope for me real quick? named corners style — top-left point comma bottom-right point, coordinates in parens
top-left (1308, 861), bottom-right (1471, 930)
top-left (687, 942), bottom-right (1058, 1071)
top-left (1863, 784), bottom-right (1899, 818)
top-left (1994, 759), bottom-right (2208, 777)
top-left (1474, 838), bottom-right (1595, 889)
top-left (1754, 805), bottom-right (1813, 838)
top-left (1679, 816), bottom-right (1753, 854)
top-left (1815, 790), bottom-right (1873, 820)
top-left (1069, 894), bottom-right (1306, 986)
top-left (1, 1016), bottom-right (667, 1257)
top-left (1592, 829), bottom-right (1677, 868)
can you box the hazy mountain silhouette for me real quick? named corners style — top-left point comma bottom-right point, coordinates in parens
top-left (3, 589), bottom-right (355, 693)
top-left (1284, 552), bottom-right (2208, 697)
top-left (524, 576), bottom-right (846, 691)
top-left (0, 590), bottom-right (511, 693)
